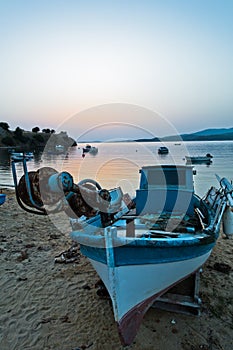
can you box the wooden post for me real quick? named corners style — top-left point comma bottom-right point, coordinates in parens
top-left (126, 219), bottom-right (135, 237)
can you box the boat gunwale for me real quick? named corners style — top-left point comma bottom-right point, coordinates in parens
top-left (71, 227), bottom-right (216, 249)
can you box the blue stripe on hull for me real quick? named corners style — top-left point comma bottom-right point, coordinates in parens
top-left (80, 241), bottom-right (215, 266)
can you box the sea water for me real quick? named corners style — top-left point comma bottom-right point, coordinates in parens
top-left (0, 141), bottom-right (233, 198)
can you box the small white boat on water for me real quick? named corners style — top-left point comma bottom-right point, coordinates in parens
top-left (10, 160), bottom-right (233, 346)
top-left (55, 144), bottom-right (65, 153)
top-left (10, 152), bottom-right (34, 161)
top-left (185, 153), bottom-right (213, 164)
top-left (82, 144), bottom-right (98, 155)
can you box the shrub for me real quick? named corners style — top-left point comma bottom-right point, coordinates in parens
top-left (32, 126), bottom-right (40, 133)
top-left (2, 136), bottom-right (15, 146)
top-left (0, 122), bottom-right (10, 131)
top-left (42, 128), bottom-right (51, 133)
top-left (33, 134), bottom-right (44, 143)
top-left (14, 127), bottom-right (24, 138)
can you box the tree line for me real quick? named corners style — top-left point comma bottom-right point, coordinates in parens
top-left (0, 122), bottom-right (57, 147)
top-left (0, 122), bottom-right (55, 134)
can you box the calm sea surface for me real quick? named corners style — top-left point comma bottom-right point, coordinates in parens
top-left (0, 141), bottom-right (233, 197)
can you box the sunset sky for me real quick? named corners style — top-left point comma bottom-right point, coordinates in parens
top-left (0, 0), bottom-right (232, 141)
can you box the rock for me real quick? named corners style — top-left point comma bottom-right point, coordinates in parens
top-left (213, 262), bottom-right (231, 274)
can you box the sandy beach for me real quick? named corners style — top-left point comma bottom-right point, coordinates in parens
top-left (0, 189), bottom-right (232, 350)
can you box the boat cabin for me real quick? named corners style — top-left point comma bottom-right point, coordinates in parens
top-left (135, 165), bottom-right (194, 216)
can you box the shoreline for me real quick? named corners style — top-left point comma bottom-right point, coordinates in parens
top-left (0, 189), bottom-right (232, 349)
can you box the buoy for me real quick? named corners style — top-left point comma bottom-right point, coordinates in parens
top-left (222, 206), bottom-right (233, 238)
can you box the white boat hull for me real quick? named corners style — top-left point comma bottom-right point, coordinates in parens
top-left (91, 251), bottom-right (210, 321)
top-left (90, 250), bottom-right (211, 345)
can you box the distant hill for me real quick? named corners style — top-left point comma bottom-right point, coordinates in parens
top-left (176, 127), bottom-right (233, 141)
top-left (189, 127), bottom-right (233, 137)
top-left (155, 127), bottom-right (233, 142)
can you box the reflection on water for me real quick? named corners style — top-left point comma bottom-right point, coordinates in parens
top-left (0, 141), bottom-right (233, 197)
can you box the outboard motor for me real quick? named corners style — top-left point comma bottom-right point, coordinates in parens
top-left (223, 206), bottom-right (233, 238)
top-left (217, 177), bottom-right (233, 238)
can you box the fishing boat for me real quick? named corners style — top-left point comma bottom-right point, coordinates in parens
top-left (70, 165), bottom-right (233, 345)
top-left (82, 144), bottom-right (98, 155)
top-left (10, 161), bottom-right (233, 346)
top-left (55, 144), bottom-right (66, 153)
top-left (0, 193), bottom-right (6, 205)
top-left (158, 146), bottom-right (169, 154)
top-left (185, 153), bottom-right (213, 164)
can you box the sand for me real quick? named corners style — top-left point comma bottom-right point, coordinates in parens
top-left (0, 189), bottom-right (232, 350)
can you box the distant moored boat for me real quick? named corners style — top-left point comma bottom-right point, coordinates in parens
top-left (82, 144), bottom-right (98, 155)
top-left (185, 153), bottom-right (213, 164)
top-left (158, 146), bottom-right (169, 154)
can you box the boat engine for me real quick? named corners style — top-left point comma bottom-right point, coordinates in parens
top-left (223, 206), bottom-right (233, 237)
top-left (218, 177), bottom-right (233, 238)
top-left (204, 175), bottom-right (233, 238)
